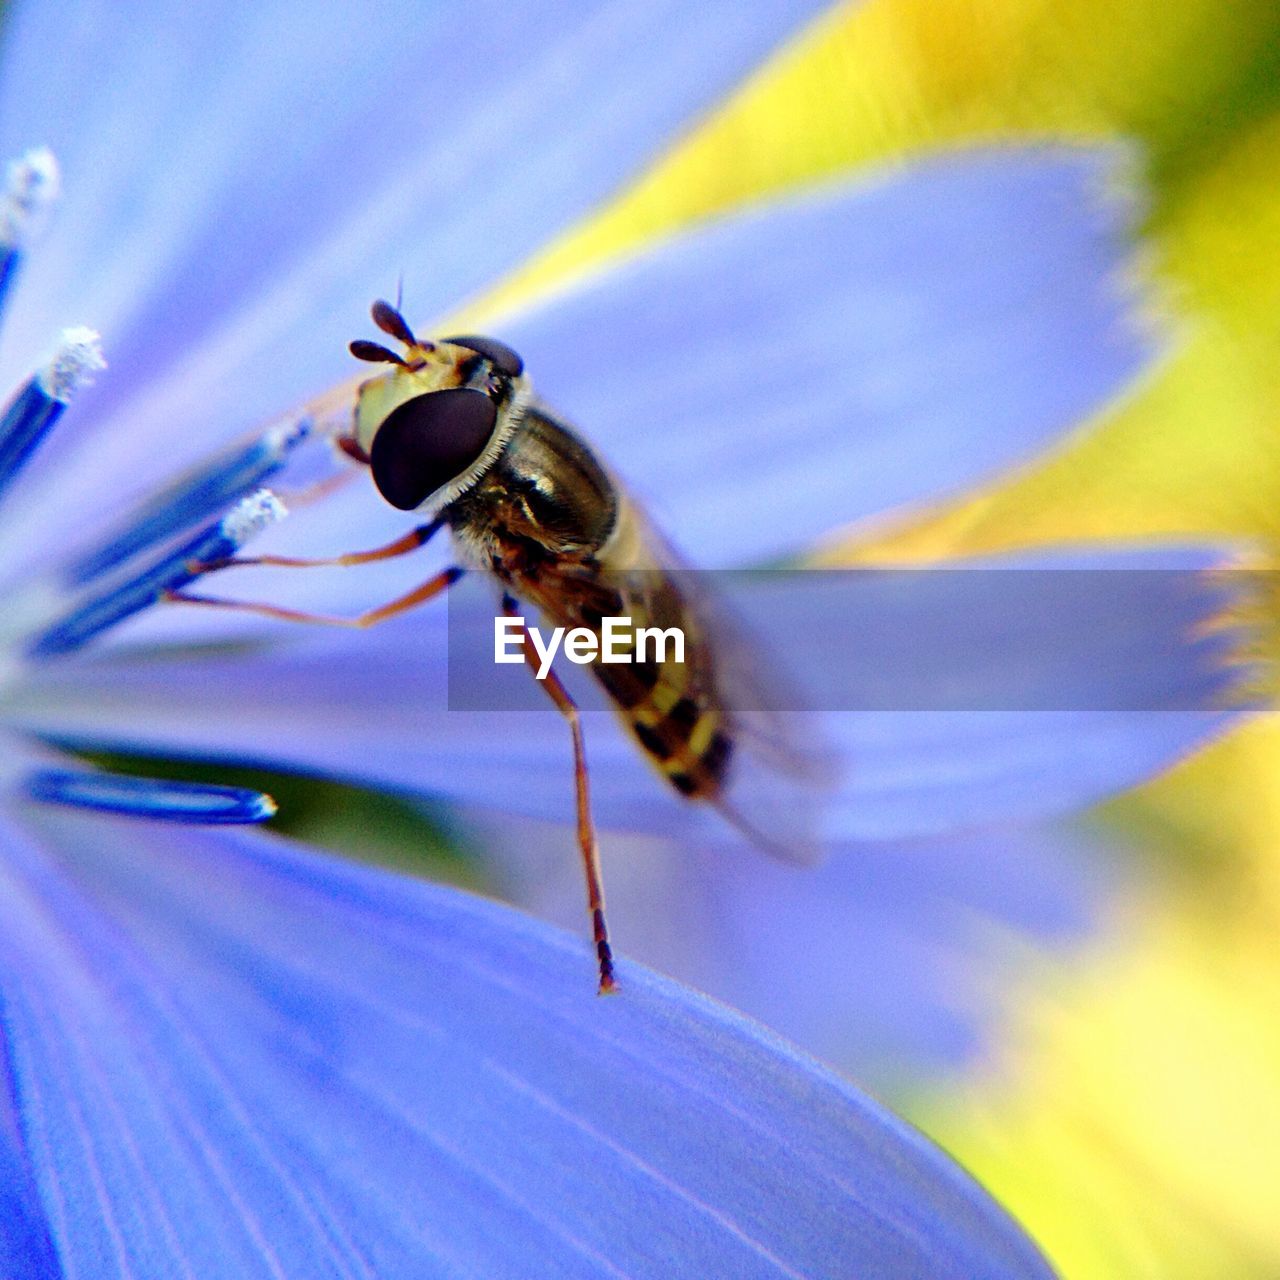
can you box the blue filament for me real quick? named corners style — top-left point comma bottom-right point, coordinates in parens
top-left (0, 247), bottom-right (18, 315)
top-left (0, 378), bottom-right (64, 502)
top-left (30, 489), bottom-right (285, 658)
top-left (0, 147), bottom-right (59, 327)
top-left (0, 328), bottom-right (103, 505)
top-left (26, 768), bottom-right (277, 824)
top-left (69, 417), bottom-right (311, 585)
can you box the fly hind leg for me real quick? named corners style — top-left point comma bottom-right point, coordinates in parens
top-left (503, 593), bottom-right (617, 995)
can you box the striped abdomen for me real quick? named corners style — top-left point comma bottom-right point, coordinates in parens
top-left (577, 567), bottom-right (736, 802)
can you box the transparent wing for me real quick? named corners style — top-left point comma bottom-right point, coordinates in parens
top-left (693, 566), bottom-right (840, 866)
top-left (525, 487), bottom-right (837, 866)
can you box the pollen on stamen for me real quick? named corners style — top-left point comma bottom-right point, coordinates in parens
top-left (222, 487), bottom-right (287, 543)
top-left (38, 325), bottom-right (106, 402)
top-left (0, 147), bottom-right (59, 245)
top-left (0, 148), bottom-right (60, 310)
top-left (0, 327), bottom-right (105, 502)
top-left (29, 488), bottom-right (288, 659)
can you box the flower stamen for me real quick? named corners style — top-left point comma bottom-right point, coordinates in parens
top-left (0, 326), bottom-right (104, 502)
top-left (0, 146), bottom-right (59, 310)
top-left (29, 488), bottom-right (287, 658)
top-left (68, 416), bottom-right (310, 585)
top-left (24, 768), bottom-right (277, 823)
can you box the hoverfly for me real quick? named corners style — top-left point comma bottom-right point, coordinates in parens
top-left (176, 300), bottom-right (826, 993)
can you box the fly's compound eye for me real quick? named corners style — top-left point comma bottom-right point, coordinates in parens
top-left (443, 334), bottom-right (524, 378)
top-left (369, 388), bottom-right (498, 510)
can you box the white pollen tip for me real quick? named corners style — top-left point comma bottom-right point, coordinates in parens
top-left (41, 326), bottom-right (106, 402)
top-left (39, 327), bottom-right (106, 402)
top-left (263, 414), bottom-right (312, 457)
top-left (0, 146), bottom-right (60, 247)
top-left (223, 488), bottom-right (288, 544)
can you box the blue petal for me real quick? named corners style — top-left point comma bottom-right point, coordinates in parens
top-left (0, 1031), bottom-right (58, 1278)
top-left (33, 144), bottom-right (1164, 661)
top-left (15, 545), bottom-right (1253, 843)
top-left (0, 0), bottom-right (830, 572)
top-left (212, 145), bottom-right (1157, 573)
top-left (0, 808), bottom-right (1052, 1277)
top-left (491, 145), bottom-right (1155, 563)
top-left (826, 707), bottom-right (1235, 839)
top-left (470, 812), bottom-right (1114, 1088)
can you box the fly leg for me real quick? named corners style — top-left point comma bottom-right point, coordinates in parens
top-left (165, 519), bottom-right (460, 626)
top-left (503, 593), bottom-right (617, 994)
top-left (165, 564), bottom-right (463, 627)
top-left (199, 517), bottom-right (443, 570)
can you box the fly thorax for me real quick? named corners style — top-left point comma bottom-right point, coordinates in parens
top-left (484, 408), bottom-right (619, 556)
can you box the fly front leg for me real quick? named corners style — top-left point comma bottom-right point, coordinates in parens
top-left (165, 517), bottom-right (458, 626)
top-left (197, 517), bottom-right (443, 571)
top-left (502, 592), bottom-right (617, 995)
top-left (165, 564), bottom-right (463, 628)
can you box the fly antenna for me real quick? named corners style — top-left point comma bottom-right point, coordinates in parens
top-left (349, 339), bottom-right (408, 366)
top-left (371, 298), bottom-right (416, 347)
